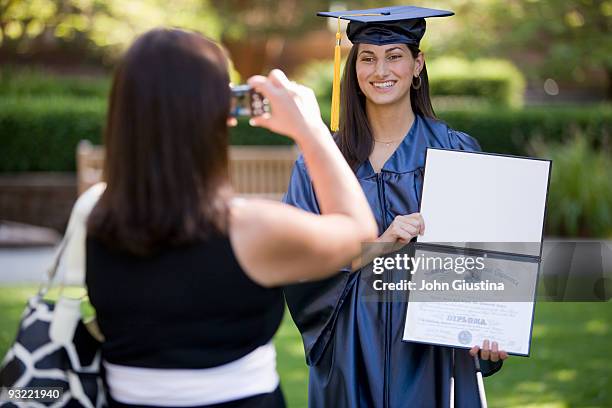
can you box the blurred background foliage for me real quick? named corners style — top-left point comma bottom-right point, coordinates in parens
top-left (434, 0), bottom-right (612, 97)
top-left (427, 58), bottom-right (526, 109)
top-left (0, 0), bottom-right (222, 61)
top-left (530, 135), bottom-right (612, 237)
top-left (0, 0), bottom-right (609, 92)
top-left (0, 0), bottom-right (610, 237)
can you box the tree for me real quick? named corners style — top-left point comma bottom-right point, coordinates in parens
top-left (0, 0), bottom-right (221, 63)
top-left (209, 0), bottom-right (384, 75)
top-left (415, 0), bottom-right (611, 99)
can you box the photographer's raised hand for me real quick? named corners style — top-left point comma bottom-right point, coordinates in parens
top-left (247, 69), bottom-right (327, 143)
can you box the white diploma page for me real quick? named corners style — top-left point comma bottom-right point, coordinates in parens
top-left (402, 149), bottom-right (551, 356)
top-left (404, 300), bottom-right (536, 356)
top-left (418, 149), bottom-right (550, 256)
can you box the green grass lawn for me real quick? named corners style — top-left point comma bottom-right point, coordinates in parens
top-left (1, 286), bottom-right (610, 407)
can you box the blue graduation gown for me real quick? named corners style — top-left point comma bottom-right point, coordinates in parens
top-left (283, 115), bottom-right (503, 408)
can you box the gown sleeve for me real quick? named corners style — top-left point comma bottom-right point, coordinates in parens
top-left (448, 128), bottom-right (482, 152)
top-left (282, 156), bottom-right (353, 366)
top-left (447, 127), bottom-right (505, 377)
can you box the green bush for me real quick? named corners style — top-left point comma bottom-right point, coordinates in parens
top-left (427, 58), bottom-right (526, 108)
top-left (0, 96), bottom-right (289, 172)
top-left (0, 67), bottom-right (110, 98)
top-left (529, 136), bottom-right (612, 238)
top-left (1, 95), bottom-right (609, 172)
top-left (296, 60), bottom-right (336, 103)
top-left (439, 105), bottom-right (612, 156)
top-left (0, 64), bottom-right (242, 98)
top-left (295, 59), bottom-right (337, 120)
top-left (0, 97), bottom-right (106, 172)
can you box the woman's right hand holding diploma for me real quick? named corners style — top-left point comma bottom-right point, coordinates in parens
top-left (378, 213), bottom-right (425, 244)
top-left (470, 340), bottom-right (509, 362)
top-left (352, 213), bottom-right (425, 270)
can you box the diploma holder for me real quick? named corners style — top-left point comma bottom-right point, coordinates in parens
top-left (410, 148), bottom-right (552, 408)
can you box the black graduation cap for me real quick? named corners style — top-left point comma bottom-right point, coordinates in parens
top-left (318, 6), bottom-right (454, 47)
top-left (317, 6), bottom-right (454, 131)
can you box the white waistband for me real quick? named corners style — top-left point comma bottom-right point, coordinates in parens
top-left (104, 343), bottom-right (279, 406)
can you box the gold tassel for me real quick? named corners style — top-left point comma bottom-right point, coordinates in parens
top-left (330, 23), bottom-right (342, 132)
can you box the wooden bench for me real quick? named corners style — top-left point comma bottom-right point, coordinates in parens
top-left (76, 141), bottom-right (299, 200)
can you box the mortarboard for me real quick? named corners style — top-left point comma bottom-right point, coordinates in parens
top-left (317, 6), bottom-right (454, 131)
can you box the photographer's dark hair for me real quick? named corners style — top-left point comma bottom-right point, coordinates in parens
top-left (88, 28), bottom-right (231, 255)
top-left (337, 44), bottom-right (436, 170)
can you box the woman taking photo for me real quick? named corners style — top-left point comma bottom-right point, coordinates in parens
top-left (85, 28), bottom-right (376, 407)
top-left (284, 6), bottom-right (508, 408)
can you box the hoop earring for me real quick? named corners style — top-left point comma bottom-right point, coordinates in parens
top-left (412, 75), bottom-right (422, 90)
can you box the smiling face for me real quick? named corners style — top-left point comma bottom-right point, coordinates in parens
top-left (355, 43), bottom-right (422, 107)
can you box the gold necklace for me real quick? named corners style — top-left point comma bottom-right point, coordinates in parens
top-left (373, 137), bottom-right (404, 147)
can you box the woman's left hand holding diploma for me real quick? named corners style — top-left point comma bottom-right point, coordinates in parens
top-left (470, 339), bottom-right (509, 362)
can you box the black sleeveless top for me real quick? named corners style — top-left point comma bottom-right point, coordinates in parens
top-left (85, 234), bottom-right (284, 369)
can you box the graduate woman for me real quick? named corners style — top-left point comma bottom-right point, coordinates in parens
top-left (282, 6), bottom-right (508, 408)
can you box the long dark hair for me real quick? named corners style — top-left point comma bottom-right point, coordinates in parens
top-left (88, 28), bottom-right (231, 255)
top-left (337, 44), bottom-right (436, 170)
